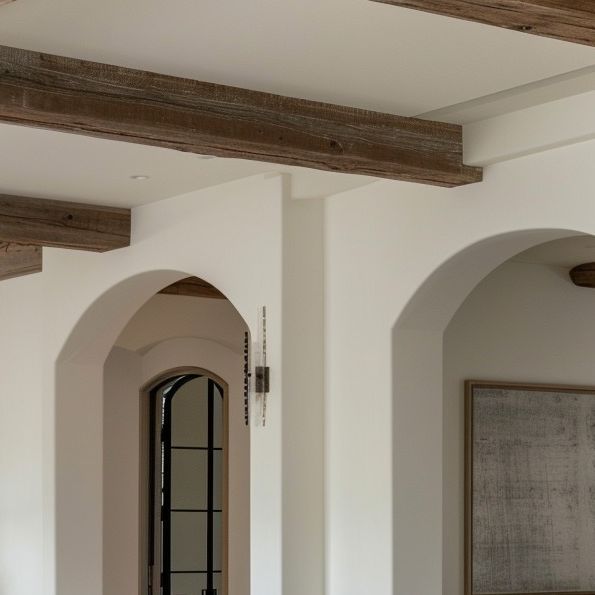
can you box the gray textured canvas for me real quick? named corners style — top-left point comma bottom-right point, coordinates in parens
top-left (472, 387), bottom-right (595, 594)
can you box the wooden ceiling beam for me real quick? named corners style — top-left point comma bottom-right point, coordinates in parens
top-left (371, 1), bottom-right (595, 47)
top-left (570, 263), bottom-right (595, 288)
top-left (0, 194), bottom-right (130, 252)
top-left (0, 45), bottom-right (481, 187)
top-left (159, 277), bottom-right (227, 300)
top-left (0, 242), bottom-right (42, 281)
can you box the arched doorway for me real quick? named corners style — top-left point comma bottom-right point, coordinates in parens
top-left (54, 271), bottom-right (251, 595)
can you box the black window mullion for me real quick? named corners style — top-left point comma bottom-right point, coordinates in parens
top-left (162, 389), bottom-right (172, 595)
top-left (207, 378), bottom-right (215, 592)
top-left (148, 389), bottom-right (156, 574)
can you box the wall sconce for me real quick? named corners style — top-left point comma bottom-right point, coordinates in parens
top-left (244, 306), bottom-right (271, 426)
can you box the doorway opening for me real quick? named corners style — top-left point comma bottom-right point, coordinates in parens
top-left (146, 370), bottom-right (228, 595)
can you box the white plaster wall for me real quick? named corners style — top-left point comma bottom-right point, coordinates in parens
top-left (443, 260), bottom-right (595, 595)
top-left (103, 347), bottom-right (143, 595)
top-left (0, 274), bottom-right (44, 595)
top-left (41, 173), bottom-right (283, 595)
top-left (0, 171), bottom-right (325, 595)
top-left (325, 139), bottom-right (595, 595)
top-left (282, 197), bottom-right (325, 595)
top-left (3, 137), bottom-right (595, 595)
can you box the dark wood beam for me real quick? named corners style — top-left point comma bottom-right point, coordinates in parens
top-left (0, 194), bottom-right (130, 252)
top-left (0, 45), bottom-right (481, 187)
top-left (371, 1), bottom-right (595, 47)
top-left (0, 242), bottom-right (42, 281)
top-left (159, 277), bottom-right (227, 300)
top-left (570, 263), bottom-right (595, 288)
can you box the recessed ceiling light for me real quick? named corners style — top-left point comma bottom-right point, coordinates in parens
top-left (130, 175), bottom-right (150, 180)
top-left (198, 155), bottom-right (216, 160)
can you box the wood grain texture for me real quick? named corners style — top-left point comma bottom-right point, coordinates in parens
top-left (159, 277), bottom-right (227, 299)
top-left (0, 242), bottom-right (42, 281)
top-left (371, 1), bottom-right (595, 47)
top-left (0, 194), bottom-right (130, 252)
top-left (569, 262), bottom-right (595, 288)
top-left (0, 45), bottom-right (481, 187)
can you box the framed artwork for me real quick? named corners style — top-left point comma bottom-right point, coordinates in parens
top-left (465, 381), bottom-right (595, 595)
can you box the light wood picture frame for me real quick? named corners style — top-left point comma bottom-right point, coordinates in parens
top-left (465, 380), bottom-right (595, 595)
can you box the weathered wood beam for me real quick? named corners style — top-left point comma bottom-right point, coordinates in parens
top-left (0, 242), bottom-right (42, 281)
top-left (371, 1), bottom-right (595, 47)
top-left (0, 45), bottom-right (481, 187)
top-left (0, 194), bottom-right (130, 252)
top-left (570, 262), bottom-right (595, 288)
top-left (159, 277), bottom-right (227, 299)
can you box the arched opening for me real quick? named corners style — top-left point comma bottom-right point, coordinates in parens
top-left (55, 271), bottom-right (250, 595)
top-left (444, 235), bottom-right (595, 595)
top-left (391, 228), bottom-right (593, 595)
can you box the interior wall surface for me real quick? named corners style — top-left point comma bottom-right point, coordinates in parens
top-left (325, 139), bottom-right (595, 595)
top-left (282, 197), bottom-right (326, 595)
top-left (43, 173), bottom-right (283, 595)
top-left (0, 274), bottom-right (44, 595)
top-left (103, 347), bottom-right (143, 595)
top-left (3, 138), bottom-right (595, 595)
top-left (443, 259), bottom-right (595, 595)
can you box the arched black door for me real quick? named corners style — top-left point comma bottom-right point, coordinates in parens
top-left (149, 374), bottom-right (225, 595)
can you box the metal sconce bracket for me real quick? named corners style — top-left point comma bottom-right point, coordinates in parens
top-left (255, 365), bottom-right (270, 394)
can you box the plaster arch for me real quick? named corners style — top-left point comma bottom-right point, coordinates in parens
top-left (53, 270), bottom-right (251, 595)
top-left (141, 337), bottom-right (250, 595)
top-left (103, 334), bottom-right (250, 595)
top-left (392, 227), bottom-right (589, 595)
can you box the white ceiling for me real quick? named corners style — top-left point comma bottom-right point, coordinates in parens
top-left (1, 0), bottom-right (593, 116)
top-left (0, 123), bottom-right (372, 205)
top-left (0, 0), bottom-right (594, 206)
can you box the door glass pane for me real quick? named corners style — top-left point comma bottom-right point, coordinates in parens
top-left (171, 450), bottom-right (208, 510)
top-left (213, 511), bottom-right (222, 571)
top-left (213, 451), bottom-right (223, 510)
top-left (172, 377), bottom-right (209, 447)
top-left (170, 511), bottom-right (207, 571)
top-left (171, 572), bottom-right (207, 595)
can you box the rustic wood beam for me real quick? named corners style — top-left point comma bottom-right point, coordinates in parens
top-left (0, 194), bottom-right (130, 252)
top-left (159, 277), bottom-right (227, 299)
top-left (0, 45), bottom-right (481, 187)
top-left (0, 242), bottom-right (42, 281)
top-left (371, 1), bottom-right (595, 47)
top-left (569, 263), bottom-right (595, 288)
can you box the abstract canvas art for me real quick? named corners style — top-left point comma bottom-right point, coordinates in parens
top-left (465, 381), bottom-right (595, 595)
